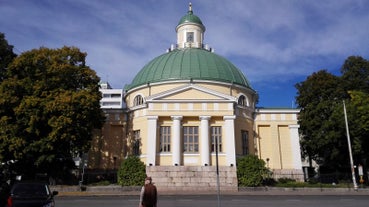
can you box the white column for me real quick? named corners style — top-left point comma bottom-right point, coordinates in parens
top-left (200, 116), bottom-right (211, 166)
top-left (224, 115), bottom-right (236, 166)
top-left (289, 124), bottom-right (302, 169)
top-left (171, 116), bottom-right (183, 166)
top-left (147, 116), bottom-right (158, 166)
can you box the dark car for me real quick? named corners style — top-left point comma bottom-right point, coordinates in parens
top-left (6, 182), bottom-right (58, 207)
top-left (1, 182), bottom-right (11, 207)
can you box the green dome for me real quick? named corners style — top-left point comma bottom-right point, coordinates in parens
top-left (125, 48), bottom-right (252, 90)
top-left (177, 10), bottom-right (204, 27)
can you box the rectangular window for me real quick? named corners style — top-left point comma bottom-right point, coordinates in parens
top-left (111, 93), bottom-right (121, 98)
top-left (186, 32), bottom-right (194, 42)
top-left (102, 102), bottom-right (121, 106)
top-left (241, 130), bottom-right (249, 155)
top-left (160, 126), bottom-right (171, 152)
top-left (183, 126), bottom-right (198, 152)
top-left (211, 126), bottom-right (222, 152)
top-left (133, 130), bottom-right (141, 156)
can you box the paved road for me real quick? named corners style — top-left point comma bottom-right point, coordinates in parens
top-left (55, 195), bottom-right (369, 207)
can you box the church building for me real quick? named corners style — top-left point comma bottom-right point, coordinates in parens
top-left (90, 4), bottom-right (303, 191)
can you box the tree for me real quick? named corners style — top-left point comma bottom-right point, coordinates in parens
top-left (341, 56), bottom-right (369, 93)
top-left (237, 155), bottom-right (269, 187)
top-left (296, 56), bottom-right (369, 171)
top-left (0, 33), bottom-right (17, 82)
top-left (295, 70), bottom-right (345, 167)
top-left (347, 91), bottom-right (369, 162)
top-left (340, 57), bottom-right (369, 167)
top-left (0, 46), bottom-right (105, 179)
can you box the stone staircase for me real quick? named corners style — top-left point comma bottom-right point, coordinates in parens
top-left (146, 166), bottom-right (238, 192)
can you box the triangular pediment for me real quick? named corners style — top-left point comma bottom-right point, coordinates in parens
top-left (162, 88), bottom-right (224, 100)
top-left (147, 84), bottom-right (236, 102)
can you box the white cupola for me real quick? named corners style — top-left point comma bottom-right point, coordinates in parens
top-left (175, 3), bottom-right (206, 49)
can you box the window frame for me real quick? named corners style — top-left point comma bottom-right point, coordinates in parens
top-left (183, 126), bottom-right (199, 153)
top-left (238, 95), bottom-right (247, 106)
top-left (186, 32), bottom-right (194, 42)
top-left (241, 130), bottom-right (249, 155)
top-left (133, 130), bottom-right (141, 156)
top-left (133, 95), bottom-right (144, 106)
top-left (159, 126), bottom-right (171, 153)
top-left (211, 126), bottom-right (222, 152)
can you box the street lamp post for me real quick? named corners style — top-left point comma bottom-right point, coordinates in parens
top-left (215, 137), bottom-right (221, 207)
top-left (343, 100), bottom-right (358, 190)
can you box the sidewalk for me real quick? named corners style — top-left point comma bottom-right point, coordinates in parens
top-left (51, 185), bottom-right (369, 196)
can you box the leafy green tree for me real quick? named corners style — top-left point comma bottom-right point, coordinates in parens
top-left (0, 33), bottom-right (17, 82)
top-left (237, 155), bottom-right (269, 187)
top-left (347, 91), bottom-right (369, 161)
top-left (296, 56), bottom-right (369, 170)
top-left (295, 70), bottom-right (345, 167)
top-left (341, 56), bottom-right (369, 93)
top-left (340, 57), bottom-right (369, 168)
top-left (0, 46), bottom-right (104, 179)
top-left (117, 156), bottom-right (146, 186)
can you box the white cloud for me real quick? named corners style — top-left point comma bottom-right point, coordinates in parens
top-left (1, 0), bottom-right (369, 106)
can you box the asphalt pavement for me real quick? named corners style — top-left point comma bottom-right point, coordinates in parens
top-left (51, 185), bottom-right (369, 197)
top-left (55, 194), bottom-right (369, 207)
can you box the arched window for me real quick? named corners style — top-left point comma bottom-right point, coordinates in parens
top-left (133, 95), bottom-right (144, 106)
top-left (238, 95), bottom-right (247, 106)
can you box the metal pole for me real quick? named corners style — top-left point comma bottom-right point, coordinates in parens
top-left (343, 100), bottom-right (358, 190)
top-left (215, 137), bottom-right (221, 207)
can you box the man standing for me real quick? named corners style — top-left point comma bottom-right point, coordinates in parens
top-left (139, 176), bottom-right (157, 207)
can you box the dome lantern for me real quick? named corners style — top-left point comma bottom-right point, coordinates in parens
top-left (124, 4), bottom-right (253, 92)
top-left (176, 3), bottom-right (205, 49)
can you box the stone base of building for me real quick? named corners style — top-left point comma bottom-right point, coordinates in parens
top-left (146, 166), bottom-right (238, 192)
top-left (271, 169), bottom-right (305, 182)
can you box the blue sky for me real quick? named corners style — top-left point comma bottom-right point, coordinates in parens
top-left (1, 0), bottom-right (369, 108)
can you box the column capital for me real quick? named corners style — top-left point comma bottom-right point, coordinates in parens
top-left (171, 116), bottom-right (183, 121)
top-left (147, 116), bottom-right (158, 120)
top-left (199, 116), bottom-right (211, 121)
top-left (223, 115), bottom-right (236, 120)
top-left (289, 124), bottom-right (300, 129)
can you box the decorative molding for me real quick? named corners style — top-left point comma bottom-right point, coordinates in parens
top-left (223, 115), bottom-right (236, 120)
top-left (255, 108), bottom-right (300, 114)
top-left (146, 84), bottom-right (237, 102)
top-left (199, 116), bottom-right (211, 120)
top-left (171, 115), bottom-right (183, 120)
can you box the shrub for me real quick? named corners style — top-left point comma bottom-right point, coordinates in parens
top-left (117, 156), bottom-right (146, 186)
top-left (237, 155), bottom-right (270, 187)
top-left (262, 177), bottom-right (277, 186)
top-left (278, 177), bottom-right (296, 184)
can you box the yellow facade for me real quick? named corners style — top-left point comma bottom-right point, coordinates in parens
top-left (254, 109), bottom-right (303, 179)
top-left (92, 82), bottom-right (303, 181)
top-left (124, 82), bottom-right (256, 167)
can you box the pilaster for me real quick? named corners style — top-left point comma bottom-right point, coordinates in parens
top-left (289, 124), bottom-right (302, 169)
top-left (223, 115), bottom-right (236, 166)
top-left (147, 116), bottom-right (158, 166)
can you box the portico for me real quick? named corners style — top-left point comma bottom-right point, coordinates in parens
top-left (143, 113), bottom-right (238, 167)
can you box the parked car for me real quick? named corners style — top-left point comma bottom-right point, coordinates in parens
top-left (6, 182), bottom-right (58, 207)
top-left (1, 182), bottom-right (10, 207)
